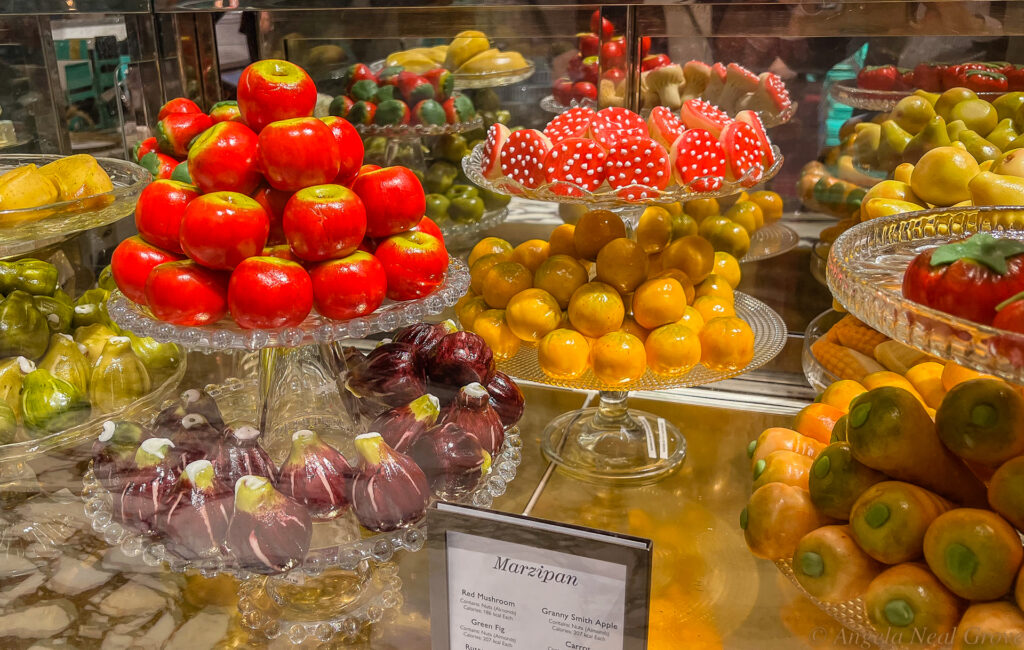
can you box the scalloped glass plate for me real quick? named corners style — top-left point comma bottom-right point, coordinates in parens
top-left (540, 95), bottom-right (797, 128)
top-left (0, 357), bottom-right (185, 464)
top-left (108, 258), bottom-right (469, 351)
top-left (354, 114), bottom-right (483, 138)
top-left (438, 206), bottom-right (508, 251)
top-left (454, 62), bottom-right (535, 89)
top-left (499, 292), bottom-right (786, 391)
top-left (237, 562), bottom-right (403, 645)
top-left (828, 206), bottom-right (1024, 384)
top-left (0, 155), bottom-right (150, 252)
top-left (829, 79), bottom-right (999, 112)
top-left (463, 142), bottom-right (783, 208)
top-left (743, 222), bottom-right (799, 263)
top-left (81, 377), bottom-right (523, 578)
top-left (775, 560), bottom-right (891, 649)
top-left (802, 309), bottom-right (844, 392)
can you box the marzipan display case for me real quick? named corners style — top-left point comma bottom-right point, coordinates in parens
top-left (3, 1), bottom-right (1024, 648)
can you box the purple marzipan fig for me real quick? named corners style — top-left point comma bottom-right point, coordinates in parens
top-left (370, 393), bottom-right (440, 452)
top-left (350, 432), bottom-right (430, 532)
top-left (92, 420), bottom-right (150, 491)
top-left (485, 371), bottom-right (524, 428)
top-left (277, 429), bottom-right (352, 521)
top-left (393, 319), bottom-right (457, 361)
top-left (409, 422), bottom-right (491, 498)
top-left (427, 331), bottom-right (495, 389)
top-left (180, 388), bottom-right (225, 432)
top-left (116, 437), bottom-right (178, 535)
top-left (227, 475), bottom-right (312, 575)
top-left (210, 424), bottom-right (277, 487)
top-left (168, 413), bottom-right (219, 470)
top-left (346, 342), bottom-right (426, 407)
top-left (439, 383), bottom-right (504, 457)
top-left (163, 459), bottom-right (232, 560)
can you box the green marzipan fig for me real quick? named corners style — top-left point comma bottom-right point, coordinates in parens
top-left (89, 336), bottom-right (151, 413)
top-left (38, 333), bottom-right (91, 394)
top-left (0, 290), bottom-right (50, 359)
top-left (21, 368), bottom-right (91, 436)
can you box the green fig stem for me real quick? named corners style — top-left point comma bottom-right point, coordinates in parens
top-left (184, 459), bottom-right (216, 491)
top-left (354, 432), bottom-right (388, 465)
top-left (234, 475), bottom-right (276, 513)
top-left (135, 437), bottom-right (173, 467)
top-left (410, 394), bottom-right (440, 424)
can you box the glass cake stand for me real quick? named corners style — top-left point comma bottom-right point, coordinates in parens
top-left (0, 155), bottom-right (149, 256)
top-left (453, 63), bottom-right (535, 89)
top-left (827, 206), bottom-right (1024, 384)
top-left (829, 79), bottom-right (999, 112)
top-left (439, 206), bottom-right (509, 252)
top-left (500, 292), bottom-right (786, 485)
top-left (743, 222), bottom-right (799, 263)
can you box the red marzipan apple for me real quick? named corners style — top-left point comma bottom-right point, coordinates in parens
top-left (350, 166), bottom-right (425, 238)
top-left (180, 191), bottom-right (270, 270)
top-left (309, 251), bottom-right (386, 320)
top-left (408, 215), bottom-right (443, 240)
top-left (577, 33), bottom-right (600, 58)
top-left (320, 116), bottom-right (365, 185)
top-left (135, 179), bottom-right (200, 254)
top-left (228, 256), bottom-right (313, 328)
top-left (157, 97), bottom-right (202, 121)
top-left (552, 78), bottom-right (573, 106)
top-left (374, 231), bottom-right (448, 300)
top-left (187, 121), bottom-right (261, 194)
top-left (145, 260), bottom-right (229, 326)
top-left (590, 11), bottom-right (614, 39)
top-left (111, 236), bottom-right (183, 306)
top-left (236, 59), bottom-right (317, 133)
top-left (600, 41), bottom-right (625, 70)
top-left (572, 82), bottom-right (597, 102)
top-left (641, 54), bottom-right (672, 72)
top-left (282, 184), bottom-right (366, 262)
top-left (251, 184), bottom-right (292, 246)
top-left (257, 117), bottom-right (342, 192)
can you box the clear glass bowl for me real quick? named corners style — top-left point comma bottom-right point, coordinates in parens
top-left (829, 79), bottom-right (999, 112)
top-left (810, 239), bottom-right (830, 287)
top-left (499, 292), bottom-right (786, 391)
top-left (0, 356), bottom-right (186, 464)
top-left (0, 155), bottom-right (149, 253)
top-left (237, 562), bottom-right (403, 645)
top-left (108, 258), bottom-right (470, 351)
top-left (743, 222), bottom-right (799, 263)
top-left (774, 560), bottom-right (891, 649)
top-left (827, 206), bottom-right (1024, 384)
top-left (438, 206), bottom-right (509, 251)
top-left (801, 309), bottom-right (844, 392)
top-left (463, 142), bottom-right (783, 208)
top-left (354, 114), bottom-right (483, 138)
top-left (81, 377), bottom-right (523, 578)
top-left (453, 62), bottom-right (535, 89)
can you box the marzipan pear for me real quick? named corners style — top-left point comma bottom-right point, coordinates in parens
top-left (444, 31), bottom-right (490, 71)
top-left (946, 119), bottom-right (968, 142)
top-left (913, 89), bottom-right (940, 106)
top-left (877, 121), bottom-right (913, 171)
top-left (903, 115), bottom-right (951, 164)
top-left (968, 171), bottom-right (1024, 206)
top-left (958, 129), bottom-right (1002, 163)
top-left (935, 87), bottom-right (978, 122)
top-left (891, 95), bottom-right (935, 135)
top-left (861, 198), bottom-right (925, 221)
top-left (910, 146), bottom-right (981, 206)
top-left (457, 50), bottom-right (528, 74)
top-left (993, 92), bottom-right (1024, 122)
top-left (861, 180), bottom-right (922, 206)
top-left (992, 148), bottom-right (1024, 178)
top-left (987, 118), bottom-right (1020, 151)
top-left (893, 163), bottom-right (915, 185)
top-left (949, 99), bottom-right (998, 137)
top-left (38, 154), bottom-right (113, 201)
top-left (851, 123), bottom-right (881, 167)
top-left (0, 165), bottom-right (58, 220)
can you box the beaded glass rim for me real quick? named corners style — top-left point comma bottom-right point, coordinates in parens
top-left (463, 142), bottom-right (783, 208)
top-left (827, 206), bottom-right (1024, 384)
top-left (108, 258), bottom-right (470, 351)
top-left (81, 377), bottom-right (523, 579)
top-left (539, 95), bottom-right (798, 129)
top-left (829, 79), bottom-right (1000, 112)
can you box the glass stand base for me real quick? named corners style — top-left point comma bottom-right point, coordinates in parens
top-left (540, 392), bottom-right (686, 486)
